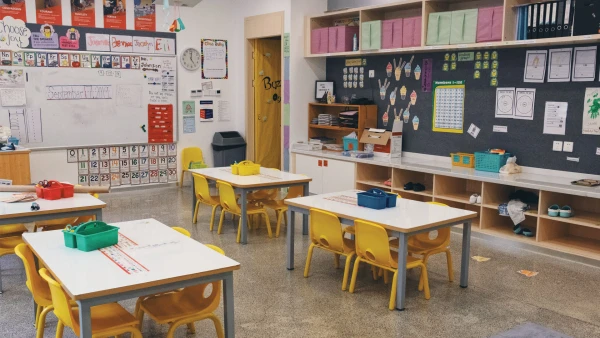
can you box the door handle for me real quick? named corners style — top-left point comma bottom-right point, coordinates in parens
top-left (318, 160), bottom-right (322, 167)
top-left (324, 160), bottom-right (328, 167)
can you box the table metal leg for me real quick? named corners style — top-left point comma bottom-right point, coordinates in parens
top-left (191, 175), bottom-right (197, 219)
top-left (460, 221), bottom-right (472, 288)
top-left (286, 209), bottom-right (295, 270)
top-left (223, 273), bottom-right (235, 338)
top-left (302, 183), bottom-right (309, 235)
top-left (0, 258), bottom-right (3, 294)
top-left (240, 190), bottom-right (248, 244)
top-left (395, 233), bottom-right (408, 311)
top-left (77, 300), bottom-right (92, 337)
top-left (94, 209), bottom-right (103, 222)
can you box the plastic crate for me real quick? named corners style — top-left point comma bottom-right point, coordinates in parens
top-left (450, 152), bottom-right (475, 168)
top-left (357, 189), bottom-right (397, 210)
top-left (234, 161), bottom-right (260, 176)
top-left (474, 151), bottom-right (511, 172)
top-left (63, 221), bottom-right (119, 252)
top-left (61, 182), bottom-right (74, 198)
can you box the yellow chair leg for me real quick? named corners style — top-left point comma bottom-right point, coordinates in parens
top-left (334, 254), bottom-right (340, 269)
top-left (236, 218), bottom-right (242, 243)
top-left (217, 211), bottom-right (226, 234)
top-left (445, 249), bottom-right (454, 282)
top-left (36, 306), bottom-right (53, 338)
top-left (389, 270), bottom-right (398, 310)
top-left (263, 212), bottom-right (273, 238)
top-left (55, 320), bottom-right (64, 338)
top-left (349, 258), bottom-right (361, 293)
top-left (342, 253), bottom-right (354, 291)
top-left (372, 265), bottom-right (378, 281)
top-left (192, 200), bottom-right (201, 224)
top-left (304, 244), bottom-right (315, 277)
top-left (179, 170), bottom-right (185, 187)
top-left (136, 307), bottom-right (145, 330)
top-left (34, 304), bottom-right (42, 327)
top-left (207, 314), bottom-right (225, 338)
top-left (187, 322), bottom-right (196, 334)
top-left (420, 264), bottom-right (431, 300)
top-left (383, 270), bottom-right (389, 284)
top-left (209, 205), bottom-right (218, 231)
top-left (275, 210), bottom-right (283, 238)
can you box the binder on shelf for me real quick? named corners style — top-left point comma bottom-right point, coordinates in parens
top-left (564, 0), bottom-right (574, 36)
top-left (543, 2), bottom-right (551, 38)
top-left (527, 4), bottom-right (533, 39)
top-left (532, 3), bottom-right (539, 39)
top-left (556, 0), bottom-right (565, 37)
top-left (549, 1), bottom-right (558, 37)
top-left (537, 2), bottom-right (545, 38)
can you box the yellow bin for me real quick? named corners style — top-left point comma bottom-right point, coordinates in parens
top-left (235, 161), bottom-right (260, 176)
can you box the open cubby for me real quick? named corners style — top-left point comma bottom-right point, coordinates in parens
top-left (392, 168), bottom-right (434, 196)
top-left (356, 163), bottom-right (392, 189)
top-left (360, 0), bottom-right (422, 22)
top-left (539, 191), bottom-right (600, 229)
top-left (434, 176), bottom-right (482, 204)
top-left (482, 183), bottom-right (540, 215)
top-left (357, 182), bottom-right (391, 192)
top-left (538, 218), bottom-right (600, 260)
top-left (308, 103), bottom-right (377, 150)
top-left (433, 197), bottom-right (481, 228)
top-left (480, 206), bottom-right (537, 243)
top-left (395, 189), bottom-right (433, 203)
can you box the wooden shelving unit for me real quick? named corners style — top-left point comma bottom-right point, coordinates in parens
top-left (305, 0), bottom-right (600, 58)
top-left (308, 103), bottom-right (377, 149)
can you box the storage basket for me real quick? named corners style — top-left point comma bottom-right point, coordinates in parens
top-left (357, 189), bottom-right (397, 210)
top-left (35, 180), bottom-right (74, 200)
top-left (474, 151), bottom-right (511, 173)
top-left (343, 137), bottom-right (359, 151)
top-left (63, 221), bottom-right (119, 252)
top-left (233, 161), bottom-right (260, 176)
top-left (450, 153), bottom-right (475, 168)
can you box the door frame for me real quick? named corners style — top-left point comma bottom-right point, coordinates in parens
top-left (244, 11), bottom-right (284, 168)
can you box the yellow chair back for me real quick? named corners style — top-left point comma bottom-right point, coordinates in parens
top-left (217, 181), bottom-right (240, 214)
top-left (410, 202), bottom-right (451, 247)
top-left (286, 185), bottom-right (304, 199)
top-left (309, 209), bottom-right (345, 253)
top-left (14, 244), bottom-right (50, 305)
top-left (178, 245), bottom-right (224, 313)
top-left (181, 147), bottom-right (204, 170)
top-left (354, 219), bottom-right (394, 268)
top-left (39, 268), bottom-right (78, 332)
top-left (172, 227), bottom-right (191, 237)
top-left (193, 174), bottom-right (213, 202)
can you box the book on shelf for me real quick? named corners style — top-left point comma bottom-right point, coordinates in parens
top-left (519, 0), bottom-right (578, 40)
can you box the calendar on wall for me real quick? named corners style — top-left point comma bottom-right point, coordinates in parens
top-left (66, 144), bottom-right (178, 187)
top-left (432, 80), bottom-right (465, 133)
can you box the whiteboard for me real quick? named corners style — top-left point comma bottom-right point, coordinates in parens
top-left (0, 56), bottom-right (177, 149)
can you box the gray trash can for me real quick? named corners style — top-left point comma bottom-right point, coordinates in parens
top-left (212, 131), bottom-right (246, 167)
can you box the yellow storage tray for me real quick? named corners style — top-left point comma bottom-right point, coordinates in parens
top-left (232, 161), bottom-right (260, 176)
top-left (450, 153), bottom-right (475, 168)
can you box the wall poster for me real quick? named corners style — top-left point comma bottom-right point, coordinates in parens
top-left (0, 1), bottom-right (27, 22)
top-left (71, 0), bottom-right (95, 27)
top-left (104, 0), bottom-right (126, 29)
top-left (134, 0), bottom-right (155, 31)
top-left (36, 0), bottom-right (62, 25)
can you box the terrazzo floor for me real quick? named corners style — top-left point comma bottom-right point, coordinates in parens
top-left (1, 186), bottom-right (599, 337)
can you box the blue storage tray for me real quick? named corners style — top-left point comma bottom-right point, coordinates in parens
top-left (357, 189), bottom-right (397, 210)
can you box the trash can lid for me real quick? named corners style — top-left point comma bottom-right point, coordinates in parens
top-left (212, 131), bottom-right (246, 146)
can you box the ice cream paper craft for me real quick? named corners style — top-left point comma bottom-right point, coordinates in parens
top-left (394, 58), bottom-right (403, 81)
top-left (405, 56), bottom-right (414, 77)
top-left (390, 87), bottom-right (397, 105)
top-left (378, 78), bottom-right (390, 100)
top-left (414, 64), bottom-right (421, 80)
top-left (386, 62), bottom-right (393, 77)
top-left (383, 105), bottom-right (390, 127)
top-left (400, 85), bottom-right (407, 100)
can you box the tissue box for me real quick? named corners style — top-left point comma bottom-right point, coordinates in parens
top-left (343, 137), bottom-right (359, 151)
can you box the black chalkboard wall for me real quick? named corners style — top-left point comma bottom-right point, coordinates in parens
top-left (326, 45), bottom-right (600, 175)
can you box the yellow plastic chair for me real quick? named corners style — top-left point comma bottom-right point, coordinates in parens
top-left (217, 181), bottom-right (272, 242)
top-left (172, 227), bottom-right (191, 237)
top-left (192, 173), bottom-right (222, 230)
top-left (34, 218), bottom-right (79, 232)
top-left (304, 209), bottom-right (356, 291)
top-left (135, 245), bottom-right (226, 338)
top-left (0, 235), bottom-right (24, 293)
top-left (179, 147), bottom-right (204, 187)
top-left (39, 268), bottom-right (142, 338)
top-left (342, 193), bottom-right (402, 237)
top-left (0, 223), bottom-right (28, 238)
top-left (349, 219), bottom-right (430, 310)
top-left (261, 184), bottom-right (304, 237)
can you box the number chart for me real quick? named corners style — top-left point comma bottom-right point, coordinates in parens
top-left (432, 80), bottom-right (466, 133)
top-left (70, 143), bottom-right (177, 187)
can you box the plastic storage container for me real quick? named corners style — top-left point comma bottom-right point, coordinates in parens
top-left (382, 18), bottom-right (403, 49)
top-left (328, 26), bottom-right (359, 53)
top-left (63, 221), bottom-right (119, 252)
top-left (477, 6), bottom-right (503, 42)
top-left (357, 189), bottom-right (397, 210)
top-left (212, 131), bottom-right (246, 167)
top-left (450, 153), bottom-right (475, 168)
top-left (402, 16), bottom-right (422, 48)
top-left (474, 151), bottom-right (511, 172)
top-left (35, 180), bottom-right (73, 200)
top-left (311, 27), bottom-right (329, 54)
top-left (342, 137), bottom-right (359, 151)
top-left (232, 160), bottom-right (260, 176)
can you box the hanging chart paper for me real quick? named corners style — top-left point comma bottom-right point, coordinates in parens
top-left (572, 46), bottom-right (596, 82)
top-left (582, 88), bottom-right (600, 135)
top-left (432, 80), bottom-right (465, 133)
top-left (547, 48), bottom-right (572, 82)
top-left (523, 50), bottom-right (547, 83)
top-left (201, 39), bottom-right (228, 79)
top-left (495, 88), bottom-right (515, 119)
top-left (514, 88), bottom-right (536, 120)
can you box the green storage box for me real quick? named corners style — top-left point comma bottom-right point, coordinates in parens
top-left (426, 12), bottom-right (452, 45)
top-left (63, 221), bottom-right (119, 252)
top-left (361, 20), bottom-right (381, 50)
top-left (450, 9), bottom-right (478, 44)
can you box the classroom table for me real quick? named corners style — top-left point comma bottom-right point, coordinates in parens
top-left (189, 167), bottom-right (312, 244)
top-left (22, 218), bottom-right (240, 338)
top-left (284, 190), bottom-right (478, 311)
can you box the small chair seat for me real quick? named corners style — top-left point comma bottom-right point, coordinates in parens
top-left (71, 303), bottom-right (139, 333)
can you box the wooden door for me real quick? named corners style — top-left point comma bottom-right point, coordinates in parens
top-left (253, 38), bottom-right (281, 169)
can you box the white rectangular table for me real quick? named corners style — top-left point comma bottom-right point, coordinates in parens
top-left (284, 190), bottom-right (478, 311)
top-left (0, 192), bottom-right (105, 226)
top-left (23, 218), bottom-right (241, 338)
top-left (189, 167), bottom-right (312, 244)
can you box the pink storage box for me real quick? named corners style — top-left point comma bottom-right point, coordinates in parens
top-left (402, 16), bottom-right (422, 48)
top-left (382, 18), bottom-right (403, 49)
top-left (477, 6), bottom-right (503, 42)
top-left (328, 26), bottom-right (359, 53)
top-left (311, 27), bottom-right (329, 54)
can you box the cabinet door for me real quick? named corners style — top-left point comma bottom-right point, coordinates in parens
top-left (294, 154), bottom-right (323, 194)
top-left (322, 159), bottom-right (356, 194)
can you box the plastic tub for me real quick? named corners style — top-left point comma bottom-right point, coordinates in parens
top-left (474, 151), bottom-right (511, 173)
top-left (63, 221), bottom-right (119, 252)
top-left (358, 189), bottom-right (396, 210)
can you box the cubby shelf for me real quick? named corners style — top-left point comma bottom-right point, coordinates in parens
top-left (355, 179), bottom-right (390, 190)
top-left (397, 189), bottom-right (434, 197)
top-left (539, 237), bottom-right (600, 260)
top-left (309, 125), bottom-right (358, 132)
top-left (481, 203), bottom-right (538, 217)
top-left (539, 212), bottom-right (600, 230)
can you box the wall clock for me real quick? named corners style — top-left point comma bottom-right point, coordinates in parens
top-left (181, 47), bottom-right (201, 71)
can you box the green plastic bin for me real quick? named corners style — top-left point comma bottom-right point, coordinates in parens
top-left (63, 221), bottom-right (119, 252)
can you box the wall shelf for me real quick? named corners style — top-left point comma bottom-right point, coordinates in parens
top-left (309, 125), bottom-right (358, 132)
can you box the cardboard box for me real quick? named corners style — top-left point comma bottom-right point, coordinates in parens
top-left (360, 128), bottom-right (401, 158)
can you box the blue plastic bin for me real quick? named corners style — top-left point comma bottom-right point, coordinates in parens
top-left (474, 151), bottom-right (511, 173)
top-left (357, 189), bottom-right (397, 209)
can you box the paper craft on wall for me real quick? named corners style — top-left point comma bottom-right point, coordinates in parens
top-left (514, 88), bottom-right (535, 120)
top-left (382, 105), bottom-right (390, 127)
top-left (495, 88), bottom-right (515, 119)
top-left (201, 39), bottom-right (228, 79)
top-left (378, 79), bottom-right (390, 100)
top-left (572, 46), bottom-right (596, 82)
top-left (523, 50), bottom-right (547, 83)
top-left (547, 48), bottom-right (572, 83)
top-left (404, 56), bottom-right (414, 77)
top-left (389, 87), bottom-right (397, 105)
top-left (543, 102), bottom-right (568, 135)
top-left (432, 80), bottom-right (465, 133)
top-left (393, 58), bottom-right (404, 81)
top-left (583, 88), bottom-right (600, 135)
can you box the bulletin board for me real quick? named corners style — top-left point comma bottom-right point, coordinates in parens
top-left (0, 55), bottom-right (177, 149)
top-left (326, 44), bottom-right (600, 175)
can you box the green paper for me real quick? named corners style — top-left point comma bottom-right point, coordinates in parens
top-left (476, 52), bottom-right (482, 60)
top-left (475, 61), bottom-right (481, 69)
top-left (443, 63), bottom-right (449, 71)
top-left (484, 51), bottom-right (490, 60)
top-left (490, 77), bottom-right (498, 86)
top-left (483, 61), bottom-right (489, 69)
top-left (474, 70), bottom-right (480, 79)
top-left (451, 62), bottom-right (457, 70)
top-left (182, 101), bottom-right (195, 115)
top-left (491, 51), bottom-right (498, 60)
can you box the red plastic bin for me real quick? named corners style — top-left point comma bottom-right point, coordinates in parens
top-left (35, 181), bottom-right (74, 200)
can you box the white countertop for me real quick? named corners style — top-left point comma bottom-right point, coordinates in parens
top-left (292, 149), bottom-right (600, 199)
